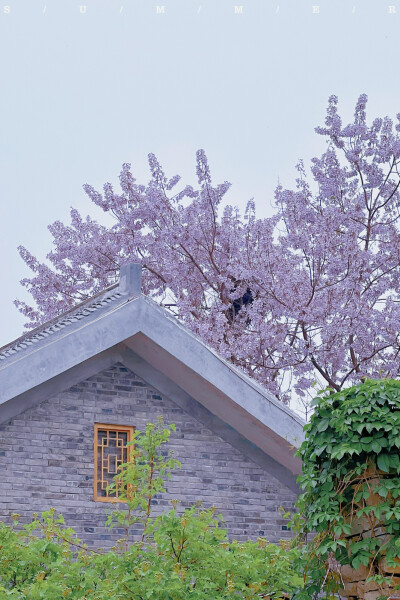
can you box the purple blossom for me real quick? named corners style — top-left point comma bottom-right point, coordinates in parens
top-left (15, 94), bottom-right (400, 412)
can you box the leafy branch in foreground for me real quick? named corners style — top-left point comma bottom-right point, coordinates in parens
top-left (105, 417), bottom-right (181, 551)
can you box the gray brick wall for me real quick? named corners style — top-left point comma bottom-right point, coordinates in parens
top-left (0, 363), bottom-right (297, 547)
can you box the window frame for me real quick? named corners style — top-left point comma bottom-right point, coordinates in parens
top-left (93, 422), bottom-right (135, 503)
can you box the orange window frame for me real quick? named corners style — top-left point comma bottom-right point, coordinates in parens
top-left (93, 423), bottom-right (134, 502)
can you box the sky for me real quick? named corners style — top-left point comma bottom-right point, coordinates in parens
top-left (1, 0), bottom-right (399, 354)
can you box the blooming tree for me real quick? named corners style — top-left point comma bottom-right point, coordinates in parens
top-left (16, 95), bottom-right (400, 411)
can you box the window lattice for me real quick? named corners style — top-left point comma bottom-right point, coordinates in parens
top-left (94, 423), bottom-right (134, 502)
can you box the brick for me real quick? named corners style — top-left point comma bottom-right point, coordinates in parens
top-left (0, 363), bottom-right (297, 548)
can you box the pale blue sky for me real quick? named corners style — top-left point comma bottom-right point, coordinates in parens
top-left (1, 0), bottom-right (399, 349)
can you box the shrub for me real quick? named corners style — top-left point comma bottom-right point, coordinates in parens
top-left (0, 417), bottom-right (302, 599)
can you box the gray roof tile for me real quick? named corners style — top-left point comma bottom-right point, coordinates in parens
top-left (0, 285), bottom-right (123, 362)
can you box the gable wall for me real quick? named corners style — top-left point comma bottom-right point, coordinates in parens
top-left (0, 364), bottom-right (297, 547)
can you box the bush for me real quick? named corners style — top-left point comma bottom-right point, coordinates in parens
top-left (0, 418), bottom-right (302, 599)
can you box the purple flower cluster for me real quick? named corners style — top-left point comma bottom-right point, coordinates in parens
top-left (15, 95), bottom-right (400, 411)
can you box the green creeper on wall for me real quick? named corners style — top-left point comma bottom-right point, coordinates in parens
top-left (293, 379), bottom-right (400, 600)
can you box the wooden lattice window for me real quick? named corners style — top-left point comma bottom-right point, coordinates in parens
top-left (94, 423), bottom-right (134, 502)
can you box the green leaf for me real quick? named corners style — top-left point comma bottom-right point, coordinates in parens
top-left (377, 453), bottom-right (391, 473)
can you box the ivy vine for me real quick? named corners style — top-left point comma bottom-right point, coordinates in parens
top-left (292, 379), bottom-right (400, 599)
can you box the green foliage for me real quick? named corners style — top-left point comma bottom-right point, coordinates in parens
top-left (292, 379), bottom-right (400, 599)
top-left (105, 417), bottom-right (182, 551)
top-left (0, 417), bottom-right (302, 599)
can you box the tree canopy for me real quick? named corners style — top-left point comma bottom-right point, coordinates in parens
top-left (16, 95), bottom-right (400, 410)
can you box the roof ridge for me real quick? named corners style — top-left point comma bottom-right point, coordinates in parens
top-left (0, 283), bottom-right (120, 358)
top-left (142, 296), bottom-right (305, 426)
